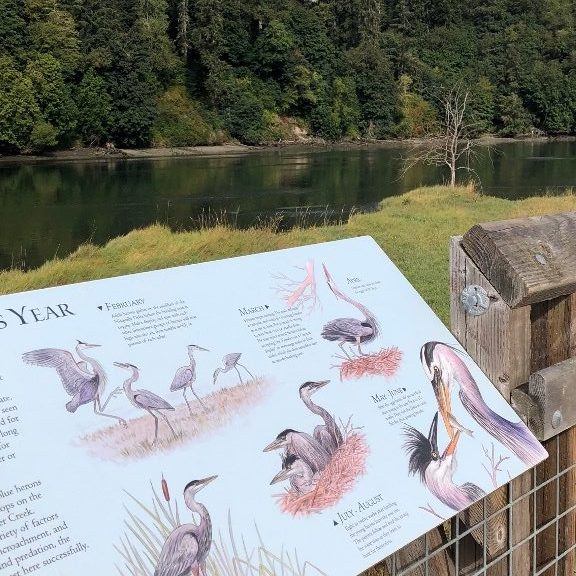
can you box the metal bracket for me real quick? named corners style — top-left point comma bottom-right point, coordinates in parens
top-left (460, 285), bottom-right (490, 316)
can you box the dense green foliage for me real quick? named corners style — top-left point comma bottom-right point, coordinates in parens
top-left (1, 0), bottom-right (575, 152)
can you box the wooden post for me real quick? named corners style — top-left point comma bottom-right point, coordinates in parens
top-left (453, 213), bottom-right (576, 575)
top-left (378, 213), bottom-right (576, 576)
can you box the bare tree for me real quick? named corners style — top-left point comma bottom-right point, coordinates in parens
top-left (402, 87), bottom-right (481, 188)
top-left (177, 0), bottom-right (190, 59)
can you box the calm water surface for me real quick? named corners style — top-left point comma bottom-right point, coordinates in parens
top-left (0, 140), bottom-right (575, 270)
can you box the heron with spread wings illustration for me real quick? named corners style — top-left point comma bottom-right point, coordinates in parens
top-left (22, 340), bottom-right (126, 426)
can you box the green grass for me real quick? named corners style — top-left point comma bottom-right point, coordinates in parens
top-left (2, 185), bottom-right (575, 324)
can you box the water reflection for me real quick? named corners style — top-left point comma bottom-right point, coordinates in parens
top-left (0, 140), bottom-right (574, 270)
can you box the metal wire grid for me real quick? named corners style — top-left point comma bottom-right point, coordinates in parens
top-left (385, 444), bottom-right (576, 576)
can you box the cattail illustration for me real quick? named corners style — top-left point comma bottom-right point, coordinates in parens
top-left (161, 475), bottom-right (170, 502)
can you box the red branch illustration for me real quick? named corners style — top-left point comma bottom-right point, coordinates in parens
top-left (272, 260), bottom-right (319, 313)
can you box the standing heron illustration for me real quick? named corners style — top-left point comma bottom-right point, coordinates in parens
top-left (264, 428), bottom-right (331, 474)
top-left (299, 380), bottom-right (342, 455)
top-left (270, 454), bottom-right (318, 495)
top-left (155, 475), bottom-right (217, 576)
top-left (403, 412), bottom-right (486, 510)
top-left (114, 362), bottom-right (177, 445)
top-left (22, 341), bottom-right (125, 425)
top-left (213, 353), bottom-right (255, 385)
top-left (170, 345), bottom-right (209, 414)
top-left (321, 263), bottom-right (379, 356)
top-left (421, 341), bottom-right (548, 467)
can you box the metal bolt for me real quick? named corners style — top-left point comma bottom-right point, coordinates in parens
top-left (552, 410), bottom-right (563, 429)
top-left (535, 254), bottom-right (547, 265)
top-left (460, 285), bottom-right (490, 316)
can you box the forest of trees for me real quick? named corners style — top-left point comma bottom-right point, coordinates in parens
top-left (1, 0), bottom-right (575, 153)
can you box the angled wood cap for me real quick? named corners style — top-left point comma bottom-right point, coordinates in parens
top-left (461, 212), bottom-right (576, 308)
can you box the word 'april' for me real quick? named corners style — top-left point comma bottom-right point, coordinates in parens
top-left (0, 304), bottom-right (75, 329)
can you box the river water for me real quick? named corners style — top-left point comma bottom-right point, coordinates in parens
top-left (0, 140), bottom-right (575, 271)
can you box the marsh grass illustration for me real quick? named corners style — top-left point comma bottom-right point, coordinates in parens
top-left (116, 481), bottom-right (327, 576)
top-left (274, 427), bottom-right (369, 516)
top-left (338, 347), bottom-right (403, 381)
top-left (79, 377), bottom-right (270, 461)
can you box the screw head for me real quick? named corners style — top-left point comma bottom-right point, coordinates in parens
top-left (552, 410), bottom-right (563, 429)
top-left (460, 285), bottom-right (490, 316)
top-left (535, 254), bottom-right (547, 265)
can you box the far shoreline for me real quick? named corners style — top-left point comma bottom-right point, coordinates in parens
top-left (1, 135), bottom-right (575, 165)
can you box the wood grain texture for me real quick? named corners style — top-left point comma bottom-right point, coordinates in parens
top-left (529, 294), bottom-right (575, 573)
top-left (510, 471), bottom-right (534, 576)
top-left (462, 212), bottom-right (576, 308)
top-left (558, 425), bottom-right (576, 576)
top-left (527, 357), bottom-right (576, 440)
top-left (450, 237), bottom-right (531, 398)
top-left (388, 529), bottom-right (455, 576)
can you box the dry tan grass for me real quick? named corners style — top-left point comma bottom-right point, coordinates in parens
top-left (339, 347), bottom-right (403, 380)
top-left (274, 431), bottom-right (368, 516)
top-left (79, 377), bottom-right (270, 462)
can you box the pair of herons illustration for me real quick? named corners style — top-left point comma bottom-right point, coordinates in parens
top-left (404, 342), bottom-right (547, 511)
top-left (22, 343), bottom-right (254, 445)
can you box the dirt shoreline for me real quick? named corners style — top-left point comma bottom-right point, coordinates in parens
top-left (0, 136), bottom-right (573, 165)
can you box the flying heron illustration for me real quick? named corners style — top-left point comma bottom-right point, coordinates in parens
top-left (321, 263), bottom-right (379, 356)
top-left (264, 428), bottom-right (331, 474)
top-left (299, 380), bottom-right (342, 455)
top-left (421, 341), bottom-right (548, 467)
top-left (22, 341), bottom-right (125, 425)
top-left (170, 345), bottom-right (209, 414)
top-left (213, 353), bottom-right (255, 385)
top-left (114, 362), bottom-right (177, 445)
top-left (270, 453), bottom-right (318, 495)
top-left (403, 412), bottom-right (486, 510)
top-left (155, 475), bottom-right (217, 576)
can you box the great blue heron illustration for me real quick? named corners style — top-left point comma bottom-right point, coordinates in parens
top-left (270, 454), bottom-right (317, 495)
top-left (212, 353), bottom-right (255, 385)
top-left (114, 362), bottom-right (178, 445)
top-left (264, 428), bottom-right (331, 474)
top-left (170, 345), bottom-right (209, 414)
top-left (22, 341), bottom-right (126, 425)
top-left (403, 412), bottom-right (486, 510)
top-left (421, 341), bottom-right (548, 467)
top-left (155, 475), bottom-right (217, 576)
top-left (321, 263), bottom-right (378, 356)
top-left (299, 380), bottom-right (342, 455)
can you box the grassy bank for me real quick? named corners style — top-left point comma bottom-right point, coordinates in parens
top-left (1, 185), bottom-right (575, 326)
top-left (2, 185), bottom-right (576, 576)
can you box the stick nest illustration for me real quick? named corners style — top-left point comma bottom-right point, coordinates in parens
top-left (275, 431), bottom-right (368, 516)
top-left (339, 347), bottom-right (403, 380)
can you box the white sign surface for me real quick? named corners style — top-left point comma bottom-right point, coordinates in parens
top-left (0, 237), bottom-right (546, 576)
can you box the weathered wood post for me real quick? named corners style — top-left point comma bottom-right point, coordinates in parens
top-left (451, 213), bottom-right (576, 575)
top-left (385, 212), bottom-right (576, 576)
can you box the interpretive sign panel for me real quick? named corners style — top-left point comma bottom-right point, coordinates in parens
top-left (0, 236), bottom-right (546, 576)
